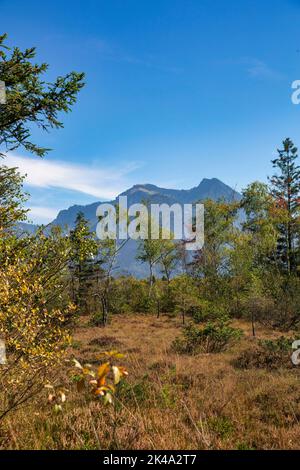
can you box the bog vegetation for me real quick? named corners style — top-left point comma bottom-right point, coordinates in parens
top-left (0, 34), bottom-right (300, 449)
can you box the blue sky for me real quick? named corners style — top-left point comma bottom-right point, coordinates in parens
top-left (2, 0), bottom-right (300, 223)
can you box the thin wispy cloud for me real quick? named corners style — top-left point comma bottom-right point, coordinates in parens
top-left (218, 57), bottom-right (284, 80)
top-left (27, 206), bottom-right (60, 224)
top-left (4, 154), bottom-right (141, 200)
top-left (241, 57), bottom-right (283, 80)
top-left (89, 38), bottom-right (183, 74)
top-left (116, 54), bottom-right (183, 74)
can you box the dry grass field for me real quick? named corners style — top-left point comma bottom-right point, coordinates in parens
top-left (1, 313), bottom-right (300, 450)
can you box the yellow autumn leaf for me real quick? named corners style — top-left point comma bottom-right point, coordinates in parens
top-left (112, 365), bottom-right (121, 385)
top-left (97, 362), bottom-right (110, 387)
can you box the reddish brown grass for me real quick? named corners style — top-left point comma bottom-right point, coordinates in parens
top-left (1, 314), bottom-right (300, 450)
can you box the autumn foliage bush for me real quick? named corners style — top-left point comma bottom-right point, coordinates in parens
top-left (0, 232), bottom-right (74, 421)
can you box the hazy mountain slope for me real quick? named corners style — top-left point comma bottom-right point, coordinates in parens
top-left (29, 178), bottom-right (241, 277)
top-left (17, 222), bottom-right (39, 234)
top-left (51, 178), bottom-right (240, 229)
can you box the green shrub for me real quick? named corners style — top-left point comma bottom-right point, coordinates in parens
top-left (172, 319), bottom-right (242, 354)
top-left (89, 311), bottom-right (105, 326)
top-left (192, 300), bottom-right (228, 323)
top-left (118, 376), bottom-right (151, 405)
top-left (159, 384), bottom-right (177, 409)
top-left (109, 277), bottom-right (153, 314)
top-left (208, 416), bottom-right (234, 439)
top-left (259, 336), bottom-right (294, 353)
top-left (232, 336), bottom-right (296, 370)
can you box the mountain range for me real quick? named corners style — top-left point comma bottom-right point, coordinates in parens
top-left (24, 178), bottom-right (241, 277)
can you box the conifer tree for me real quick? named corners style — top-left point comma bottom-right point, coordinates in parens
top-left (0, 33), bottom-right (84, 157)
top-left (69, 212), bottom-right (100, 313)
top-left (269, 138), bottom-right (300, 274)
